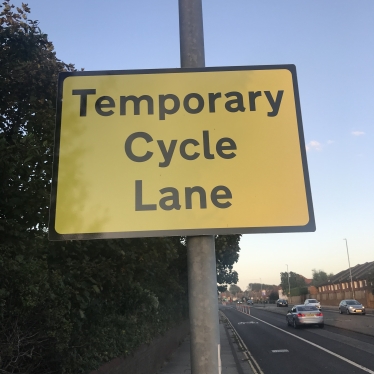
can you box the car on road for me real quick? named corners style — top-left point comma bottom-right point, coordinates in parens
top-left (286, 305), bottom-right (324, 329)
top-left (338, 299), bottom-right (366, 315)
top-left (304, 298), bottom-right (321, 310)
top-left (276, 299), bottom-right (288, 307)
top-left (247, 300), bottom-right (254, 305)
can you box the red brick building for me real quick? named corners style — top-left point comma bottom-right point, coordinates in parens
top-left (312, 261), bottom-right (374, 308)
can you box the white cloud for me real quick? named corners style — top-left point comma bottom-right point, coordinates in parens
top-left (352, 131), bottom-right (365, 136)
top-left (306, 140), bottom-right (322, 152)
top-left (327, 140), bottom-right (335, 144)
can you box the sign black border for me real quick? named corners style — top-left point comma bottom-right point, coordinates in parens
top-left (49, 64), bottom-right (315, 240)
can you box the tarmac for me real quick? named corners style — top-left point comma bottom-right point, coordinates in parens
top-left (250, 303), bottom-right (374, 337)
top-left (157, 310), bottom-right (254, 374)
top-left (157, 303), bottom-right (374, 374)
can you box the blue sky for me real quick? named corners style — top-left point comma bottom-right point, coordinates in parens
top-left (18, 0), bottom-right (374, 287)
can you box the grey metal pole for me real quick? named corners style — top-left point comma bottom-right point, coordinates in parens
top-left (286, 264), bottom-right (291, 298)
top-left (179, 0), bottom-right (205, 68)
top-left (187, 236), bottom-right (220, 374)
top-left (344, 239), bottom-right (355, 299)
top-left (179, 1), bottom-right (220, 373)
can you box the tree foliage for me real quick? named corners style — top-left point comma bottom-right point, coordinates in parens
top-left (0, 3), bottom-right (241, 373)
top-left (228, 284), bottom-right (242, 295)
top-left (0, 0), bottom-right (75, 240)
top-left (268, 291), bottom-right (279, 301)
top-left (216, 234), bottom-right (240, 292)
top-left (279, 271), bottom-right (306, 295)
top-left (0, 3), bottom-right (188, 373)
top-left (311, 269), bottom-right (334, 285)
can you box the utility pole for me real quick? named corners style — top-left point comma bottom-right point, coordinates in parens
top-left (179, 1), bottom-right (220, 373)
top-left (344, 239), bottom-right (355, 299)
top-left (286, 264), bottom-right (291, 300)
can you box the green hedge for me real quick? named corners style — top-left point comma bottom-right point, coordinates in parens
top-left (290, 287), bottom-right (308, 297)
top-left (0, 237), bottom-right (189, 373)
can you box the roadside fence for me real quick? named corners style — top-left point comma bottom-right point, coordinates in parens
top-left (235, 304), bottom-right (251, 315)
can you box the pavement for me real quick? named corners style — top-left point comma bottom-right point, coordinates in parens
top-left (157, 311), bottom-right (254, 374)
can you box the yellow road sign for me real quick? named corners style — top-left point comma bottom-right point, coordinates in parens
top-left (49, 65), bottom-right (315, 240)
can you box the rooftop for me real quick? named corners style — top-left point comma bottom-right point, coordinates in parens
top-left (319, 261), bottom-right (374, 286)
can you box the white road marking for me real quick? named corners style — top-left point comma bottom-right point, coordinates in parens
top-left (271, 349), bottom-right (289, 353)
top-left (235, 309), bottom-right (374, 374)
top-left (223, 314), bottom-right (264, 374)
top-left (309, 328), bottom-right (374, 355)
top-left (218, 343), bottom-right (221, 374)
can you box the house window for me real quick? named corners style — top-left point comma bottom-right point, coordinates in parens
top-left (334, 284), bottom-right (338, 290)
top-left (359, 281), bottom-right (363, 288)
top-left (364, 280), bottom-right (367, 286)
top-left (354, 281), bottom-right (358, 289)
top-left (342, 283), bottom-right (345, 289)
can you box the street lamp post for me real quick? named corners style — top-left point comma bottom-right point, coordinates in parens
top-left (286, 264), bottom-right (291, 301)
top-left (344, 239), bottom-right (355, 299)
top-left (260, 278), bottom-right (262, 302)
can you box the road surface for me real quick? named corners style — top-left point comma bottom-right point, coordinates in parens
top-left (220, 304), bottom-right (374, 374)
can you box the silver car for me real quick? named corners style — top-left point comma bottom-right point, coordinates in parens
top-left (286, 305), bottom-right (324, 329)
top-left (339, 299), bottom-right (366, 315)
top-left (304, 298), bottom-right (321, 310)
